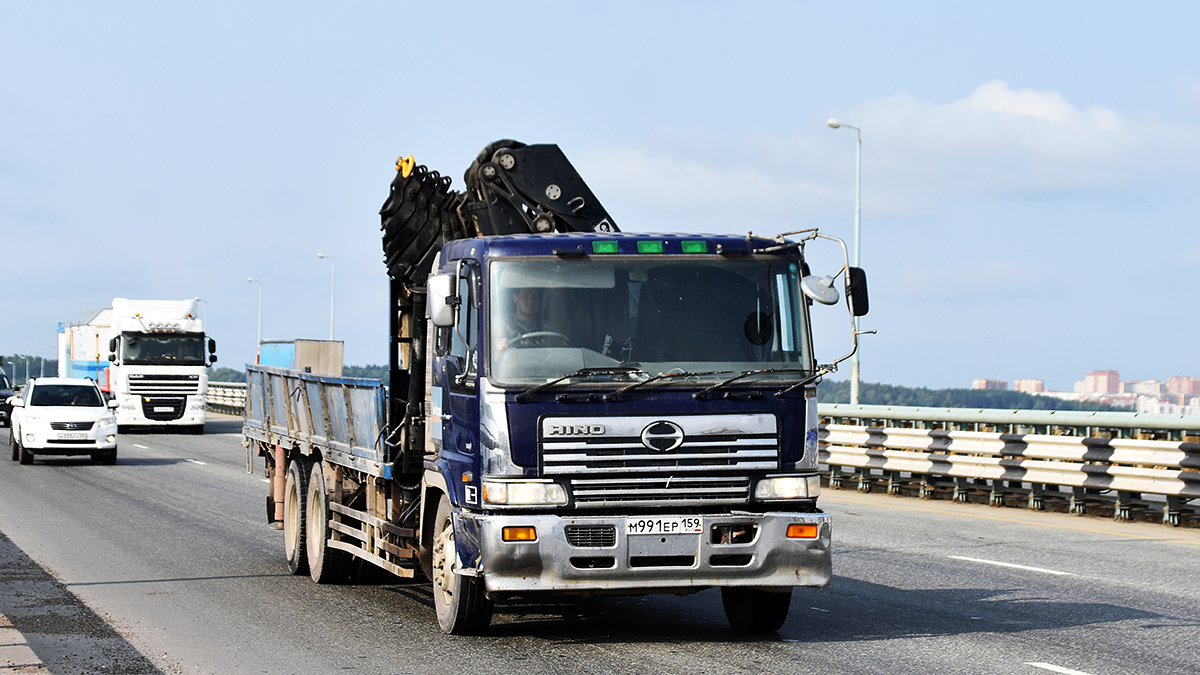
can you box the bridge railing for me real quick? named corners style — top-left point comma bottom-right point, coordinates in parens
top-left (819, 403), bottom-right (1200, 526)
top-left (206, 381), bottom-right (247, 416)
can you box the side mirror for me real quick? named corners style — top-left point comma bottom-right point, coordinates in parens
top-left (108, 353), bottom-right (116, 361)
top-left (108, 337), bottom-right (118, 352)
top-left (846, 267), bottom-right (869, 317)
top-left (427, 273), bottom-right (458, 328)
top-left (209, 355), bottom-right (218, 364)
top-left (208, 338), bottom-right (217, 354)
top-left (800, 275), bottom-right (840, 305)
top-left (107, 399), bottom-right (119, 409)
top-left (10, 397), bottom-right (24, 408)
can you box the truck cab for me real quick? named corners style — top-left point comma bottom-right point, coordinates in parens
top-left (420, 232), bottom-right (850, 632)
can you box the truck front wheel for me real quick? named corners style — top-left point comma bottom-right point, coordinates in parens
top-left (284, 459), bottom-right (309, 575)
top-left (431, 496), bottom-right (493, 635)
top-left (306, 462), bottom-right (350, 583)
top-left (721, 587), bottom-right (793, 633)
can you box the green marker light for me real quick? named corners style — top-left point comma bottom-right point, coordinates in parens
top-left (591, 241), bottom-right (619, 254)
top-left (637, 240), bottom-right (665, 254)
top-left (681, 240), bottom-right (708, 254)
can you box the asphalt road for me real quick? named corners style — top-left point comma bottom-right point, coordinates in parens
top-left (1, 418), bottom-right (1199, 674)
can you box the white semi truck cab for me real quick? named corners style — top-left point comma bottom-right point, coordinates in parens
top-left (59, 298), bottom-right (218, 433)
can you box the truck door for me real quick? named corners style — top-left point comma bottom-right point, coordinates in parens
top-left (441, 263), bottom-right (481, 508)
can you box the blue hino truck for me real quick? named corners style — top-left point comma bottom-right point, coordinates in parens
top-left (242, 140), bottom-right (869, 634)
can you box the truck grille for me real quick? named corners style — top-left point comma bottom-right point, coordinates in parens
top-left (140, 396), bottom-right (186, 421)
top-left (128, 374), bottom-right (200, 395)
top-left (564, 525), bottom-right (617, 547)
top-left (51, 421), bottom-right (95, 431)
top-left (541, 414), bottom-right (778, 509)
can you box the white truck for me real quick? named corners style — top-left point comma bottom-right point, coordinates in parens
top-left (58, 298), bottom-right (218, 433)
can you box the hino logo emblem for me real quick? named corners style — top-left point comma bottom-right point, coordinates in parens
top-left (641, 421), bottom-right (684, 452)
top-left (546, 423), bottom-right (606, 436)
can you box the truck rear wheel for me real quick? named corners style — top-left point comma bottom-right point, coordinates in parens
top-left (721, 587), bottom-right (793, 633)
top-left (431, 496), bottom-right (493, 634)
top-left (284, 460), bottom-right (309, 575)
top-left (306, 462), bottom-right (350, 584)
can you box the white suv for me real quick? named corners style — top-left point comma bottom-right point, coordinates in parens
top-left (8, 378), bottom-right (119, 465)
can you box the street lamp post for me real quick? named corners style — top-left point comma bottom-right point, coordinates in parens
top-left (317, 253), bottom-right (335, 341)
top-left (247, 278), bottom-right (263, 356)
top-left (35, 350), bottom-right (42, 378)
top-left (827, 118), bottom-right (863, 405)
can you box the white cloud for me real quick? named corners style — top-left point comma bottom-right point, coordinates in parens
top-left (578, 81), bottom-right (1200, 226)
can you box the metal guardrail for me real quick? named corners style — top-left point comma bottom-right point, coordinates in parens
top-left (201, 389), bottom-right (1200, 526)
top-left (206, 381), bottom-right (247, 415)
top-left (818, 403), bottom-right (1200, 526)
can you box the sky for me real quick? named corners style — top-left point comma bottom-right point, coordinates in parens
top-left (2, 1), bottom-right (1198, 391)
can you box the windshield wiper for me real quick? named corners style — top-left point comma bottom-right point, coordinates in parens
top-left (514, 367), bottom-right (646, 403)
top-left (774, 366), bottom-right (833, 397)
top-left (692, 367), bottom-right (811, 400)
top-left (602, 369), bottom-right (734, 402)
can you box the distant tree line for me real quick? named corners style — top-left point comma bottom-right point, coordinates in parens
top-left (816, 379), bottom-right (1123, 412)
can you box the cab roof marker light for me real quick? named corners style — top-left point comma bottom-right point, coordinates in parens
top-left (591, 240), bottom-right (619, 254)
top-left (636, 240), bottom-right (665, 254)
top-left (680, 240), bottom-right (708, 254)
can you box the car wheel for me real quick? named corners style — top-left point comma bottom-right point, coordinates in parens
top-left (306, 461), bottom-right (351, 584)
top-left (18, 442), bottom-right (33, 465)
top-left (10, 434), bottom-right (18, 462)
top-left (431, 495), bottom-right (493, 634)
top-left (721, 587), bottom-right (793, 633)
top-left (284, 459), bottom-right (310, 576)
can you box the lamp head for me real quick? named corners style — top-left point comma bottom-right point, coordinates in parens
top-left (827, 118), bottom-right (844, 129)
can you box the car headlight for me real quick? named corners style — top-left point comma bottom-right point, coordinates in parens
top-left (482, 480), bottom-right (567, 506)
top-left (99, 416), bottom-right (117, 426)
top-left (22, 415), bottom-right (42, 424)
top-left (755, 475), bottom-right (821, 500)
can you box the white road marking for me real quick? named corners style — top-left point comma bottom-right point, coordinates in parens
top-left (949, 556), bottom-right (1075, 576)
top-left (185, 459), bottom-right (207, 465)
top-left (1026, 662), bottom-right (1097, 675)
top-left (133, 444), bottom-right (149, 449)
top-left (261, 479), bottom-right (270, 483)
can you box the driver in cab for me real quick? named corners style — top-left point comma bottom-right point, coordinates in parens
top-left (497, 287), bottom-right (558, 349)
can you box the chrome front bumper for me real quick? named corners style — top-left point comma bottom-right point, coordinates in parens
top-left (464, 510), bottom-right (832, 593)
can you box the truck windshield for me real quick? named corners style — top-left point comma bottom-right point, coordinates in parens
top-left (121, 333), bottom-right (206, 366)
top-left (487, 257), bottom-right (813, 386)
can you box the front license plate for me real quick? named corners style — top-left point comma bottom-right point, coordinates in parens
top-left (626, 517), bottom-right (703, 535)
top-left (153, 406), bottom-right (173, 412)
top-left (57, 432), bottom-right (85, 440)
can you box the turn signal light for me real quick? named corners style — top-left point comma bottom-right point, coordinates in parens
top-left (786, 523), bottom-right (819, 539)
top-left (502, 526), bottom-right (537, 542)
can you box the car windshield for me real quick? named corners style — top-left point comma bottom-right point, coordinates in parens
top-left (30, 384), bottom-right (104, 407)
top-left (487, 256), bottom-right (813, 386)
top-left (0, 372), bottom-right (10, 389)
top-left (121, 333), bottom-right (206, 366)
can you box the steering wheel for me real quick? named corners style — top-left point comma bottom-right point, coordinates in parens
top-left (509, 331), bottom-right (571, 348)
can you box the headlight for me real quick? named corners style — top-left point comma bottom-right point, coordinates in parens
top-left (482, 480), bottom-right (567, 506)
top-left (99, 416), bottom-right (117, 426)
top-left (22, 415), bottom-right (42, 424)
top-left (755, 475), bottom-right (821, 500)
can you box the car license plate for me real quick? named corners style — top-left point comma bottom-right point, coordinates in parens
top-left (626, 517), bottom-right (702, 535)
top-left (57, 432), bottom-right (86, 440)
top-left (153, 406), bottom-right (173, 412)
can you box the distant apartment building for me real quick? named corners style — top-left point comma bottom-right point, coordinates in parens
top-left (971, 379), bottom-right (1007, 391)
top-left (1013, 379), bottom-right (1044, 394)
top-left (1167, 376), bottom-right (1200, 395)
top-left (1074, 370), bottom-right (1120, 394)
